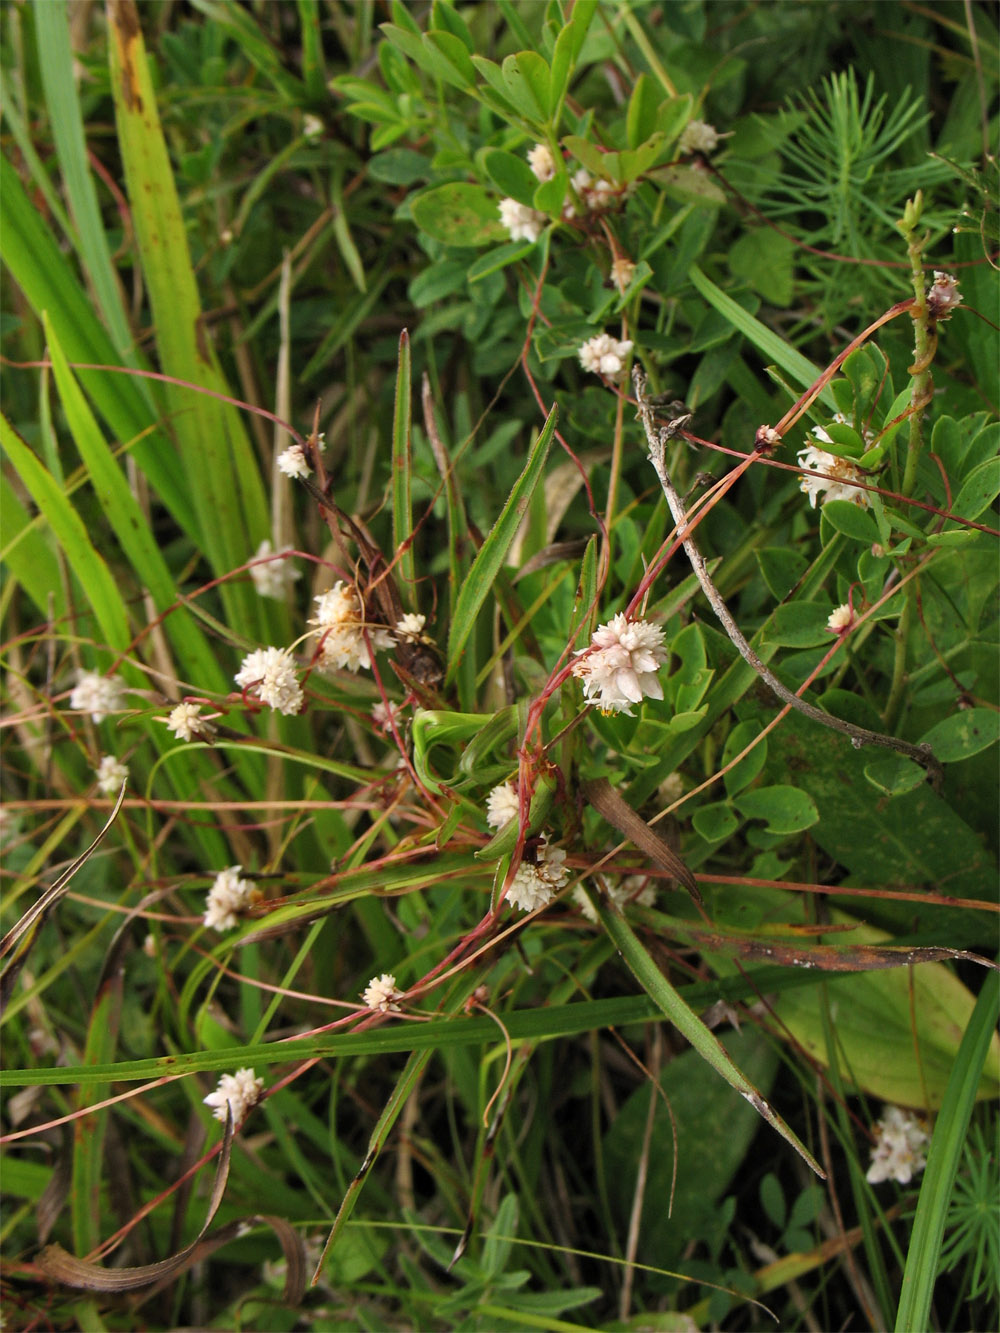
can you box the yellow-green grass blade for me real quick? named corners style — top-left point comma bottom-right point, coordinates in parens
top-left (2, 415), bottom-right (132, 659)
top-left (44, 317), bottom-right (228, 693)
top-left (106, 1), bottom-right (269, 631)
top-left (1, 155), bottom-right (192, 528)
top-left (689, 264), bottom-right (837, 411)
top-left (895, 970), bottom-right (1000, 1332)
top-left (34, 0), bottom-right (135, 358)
top-left (445, 405), bottom-right (558, 691)
top-left (0, 472), bottom-right (65, 622)
top-left (391, 330), bottom-right (415, 607)
top-left (592, 889), bottom-right (825, 1177)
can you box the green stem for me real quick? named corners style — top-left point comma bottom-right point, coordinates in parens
top-left (896, 192), bottom-right (935, 498)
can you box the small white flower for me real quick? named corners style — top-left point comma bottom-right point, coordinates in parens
top-left (527, 143), bottom-right (556, 182)
top-left (204, 1068), bottom-right (264, 1123)
top-left (827, 603), bottom-right (855, 634)
top-left (372, 699), bottom-right (403, 731)
top-left (165, 701), bottom-right (216, 742)
top-left (578, 333), bottom-right (634, 377)
top-left (926, 271), bottom-right (961, 320)
top-left (585, 178), bottom-right (616, 210)
top-left (142, 933), bottom-right (157, 957)
top-left (94, 754), bottom-right (128, 796)
top-left (362, 972), bottom-right (401, 1012)
top-left (249, 540), bottom-right (300, 600)
top-left (69, 671), bottom-right (125, 723)
top-left (505, 839), bottom-right (568, 913)
top-left (486, 780), bottom-right (520, 829)
top-left (204, 864), bottom-right (259, 932)
top-left (309, 583), bottom-right (392, 674)
top-left (572, 613), bottom-right (667, 714)
top-left (610, 256), bottom-right (636, 294)
top-left (797, 445), bottom-right (870, 509)
top-left (303, 113), bottom-right (324, 142)
top-left (234, 647), bottom-right (304, 715)
top-left (573, 874), bottom-right (656, 921)
top-left (866, 1105), bottom-right (929, 1185)
top-left (394, 612), bottom-right (426, 642)
top-left (498, 197), bottom-right (546, 243)
top-left (678, 119), bottom-right (722, 156)
top-left (658, 772), bottom-right (685, 806)
top-left (277, 444), bottom-right (311, 479)
top-left (756, 425), bottom-right (782, 450)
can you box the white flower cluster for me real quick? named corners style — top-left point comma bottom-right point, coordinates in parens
top-left (362, 972), bottom-right (402, 1012)
top-left (578, 333), bottom-right (634, 377)
top-left (203, 864), bottom-right (260, 932)
top-left (926, 271), bottom-right (961, 320)
top-left (497, 146), bottom-right (626, 245)
top-left (69, 671), bottom-right (125, 723)
top-left (203, 1067), bottom-right (264, 1123)
top-left (573, 874), bottom-right (656, 922)
top-left (506, 840), bottom-right (569, 913)
top-left (235, 646), bottom-right (304, 715)
top-left (165, 701), bottom-right (217, 742)
top-left (486, 780), bottom-right (520, 829)
top-left (572, 613), bottom-right (667, 714)
top-left (797, 445), bottom-right (870, 509)
top-left (249, 539), bottom-right (300, 600)
top-left (277, 444), bottom-right (312, 478)
top-left (678, 119), bottom-right (724, 157)
top-left (371, 699), bottom-right (403, 732)
top-left (309, 582), bottom-right (393, 674)
top-left (827, 603), bottom-right (855, 634)
top-left (95, 754), bottom-right (128, 796)
top-left (866, 1105), bottom-right (929, 1185)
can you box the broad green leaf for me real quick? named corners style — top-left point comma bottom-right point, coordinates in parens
top-left (422, 29), bottom-right (477, 89)
top-left (821, 499), bottom-right (881, 544)
top-left (733, 785), bottom-right (819, 834)
top-left (756, 547), bottom-right (808, 602)
top-left (863, 756), bottom-right (926, 795)
top-left (723, 720), bottom-right (768, 798)
top-left (729, 229), bottom-right (795, 307)
top-left (446, 407), bottom-right (558, 684)
top-left (410, 183), bottom-right (508, 247)
top-left (919, 708), bottom-right (999, 761)
top-left (481, 148), bottom-right (539, 206)
top-left (501, 51), bottom-right (550, 122)
top-left (688, 266), bottom-right (836, 408)
top-left (774, 915), bottom-right (1000, 1108)
top-left (764, 601), bottom-right (834, 646)
top-left (947, 456), bottom-right (1000, 524)
top-left (692, 801), bottom-right (740, 842)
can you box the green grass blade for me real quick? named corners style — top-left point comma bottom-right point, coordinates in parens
top-left (43, 315), bottom-right (227, 691)
top-left (445, 405), bottom-right (558, 687)
top-left (688, 264), bottom-right (837, 410)
top-left (894, 969), bottom-right (1000, 1332)
top-left (1, 414), bottom-right (131, 656)
top-left (593, 890), bottom-right (825, 1177)
top-left (296, 0), bottom-right (326, 101)
top-left (0, 474), bottom-right (65, 622)
top-left (0, 156), bottom-right (192, 528)
top-left (106, 3), bottom-right (269, 627)
top-left (34, 0), bottom-right (134, 357)
top-left (391, 330), bottom-right (415, 608)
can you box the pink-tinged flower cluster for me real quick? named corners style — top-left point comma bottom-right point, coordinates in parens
top-left (866, 1105), bottom-right (929, 1185)
top-left (926, 271), bottom-right (961, 320)
top-left (827, 603), bottom-right (855, 634)
top-left (234, 646), bottom-right (304, 715)
top-left (578, 333), bottom-right (634, 377)
top-left (204, 1068), bottom-right (264, 1123)
top-left (505, 840), bottom-right (569, 913)
top-left (69, 671), bottom-right (125, 723)
top-left (362, 973), bottom-right (402, 1012)
top-left (572, 613), bottom-right (668, 714)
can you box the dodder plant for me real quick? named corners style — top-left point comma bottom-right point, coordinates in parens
top-left (2, 2), bottom-right (998, 1329)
